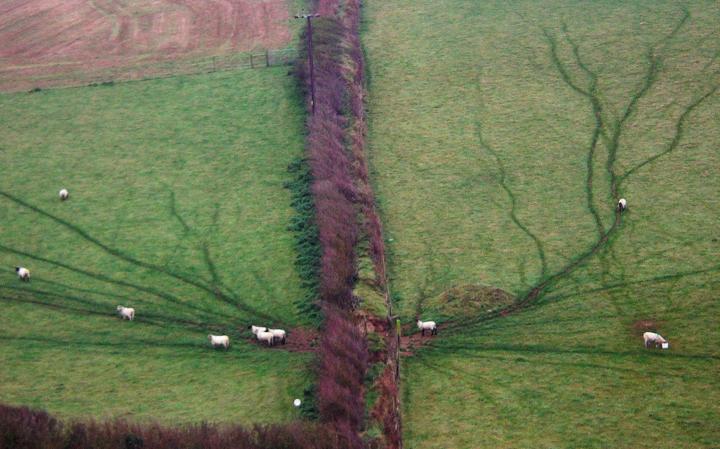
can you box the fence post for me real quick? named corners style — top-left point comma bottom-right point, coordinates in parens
top-left (212, 56), bottom-right (217, 72)
top-left (266, 49), bottom-right (270, 67)
top-left (395, 318), bottom-right (401, 382)
top-left (250, 54), bottom-right (254, 69)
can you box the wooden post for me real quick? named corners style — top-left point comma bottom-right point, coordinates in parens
top-left (307, 15), bottom-right (316, 114)
top-left (395, 319), bottom-right (401, 381)
top-left (212, 56), bottom-right (216, 72)
top-left (266, 49), bottom-right (270, 67)
top-left (295, 13), bottom-right (319, 114)
top-left (250, 54), bottom-right (254, 69)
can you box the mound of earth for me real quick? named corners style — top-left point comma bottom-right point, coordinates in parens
top-left (632, 319), bottom-right (664, 335)
top-left (427, 284), bottom-right (515, 317)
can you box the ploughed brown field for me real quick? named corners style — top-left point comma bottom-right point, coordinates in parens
top-left (0, 0), bottom-right (293, 91)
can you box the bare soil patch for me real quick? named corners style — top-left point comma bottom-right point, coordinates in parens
top-left (398, 324), bottom-right (448, 357)
top-left (0, 0), bottom-right (292, 91)
top-left (631, 319), bottom-right (664, 335)
top-left (248, 327), bottom-right (319, 353)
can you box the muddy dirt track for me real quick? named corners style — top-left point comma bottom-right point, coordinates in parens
top-left (0, 0), bottom-right (292, 90)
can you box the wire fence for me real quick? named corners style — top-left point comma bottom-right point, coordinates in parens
top-left (0, 47), bottom-right (298, 93)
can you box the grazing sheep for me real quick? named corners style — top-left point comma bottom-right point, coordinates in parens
top-left (417, 320), bottom-right (437, 336)
top-left (643, 331), bottom-right (667, 349)
top-left (15, 267), bottom-right (30, 282)
top-left (256, 329), bottom-right (275, 346)
top-left (116, 306), bottom-right (135, 321)
top-left (208, 334), bottom-right (230, 350)
top-left (269, 328), bottom-right (287, 345)
top-left (59, 189), bottom-right (69, 201)
top-left (617, 198), bottom-right (627, 212)
top-left (248, 325), bottom-right (266, 335)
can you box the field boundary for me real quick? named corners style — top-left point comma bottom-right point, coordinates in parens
top-left (0, 403), bottom-right (348, 449)
top-left (295, 0), bottom-right (402, 446)
top-left (0, 48), bottom-right (297, 93)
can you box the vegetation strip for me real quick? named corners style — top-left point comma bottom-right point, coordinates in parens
top-left (295, 0), bottom-right (400, 447)
top-left (285, 156), bottom-right (322, 324)
top-left (0, 404), bottom-right (347, 449)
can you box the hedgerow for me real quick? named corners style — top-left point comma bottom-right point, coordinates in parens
top-left (285, 156), bottom-right (322, 324)
top-left (295, 1), bottom-right (396, 448)
top-left (0, 404), bottom-right (346, 449)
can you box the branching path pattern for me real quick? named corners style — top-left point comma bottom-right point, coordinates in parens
top-left (0, 190), bottom-right (306, 349)
top-left (442, 9), bottom-right (718, 333)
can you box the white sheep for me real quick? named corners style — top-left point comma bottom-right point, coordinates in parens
top-left (59, 189), bottom-right (69, 201)
top-left (617, 198), bottom-right (627, 212)
top-left (116, 305), bottom-right (135, 321)
top-left (643, 332), bottom-right (667, 349)
top-left (256, 329), bottom-right (275, 346)
top-left (15, 267), bottom-right (30, 282)
top-left (248, 325), bottom-right (266, 335)
top-left (208, 334), bottom-right (230, 350)
top-left (269, 328), bottom-right (287, 345)
top-left (417, 320), bottom-right (437, 336)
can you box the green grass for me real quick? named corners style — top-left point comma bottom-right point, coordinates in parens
top-left (363, 0), bottom-right (720, 447)
top-left (0, 68), bottom-right (313, 423)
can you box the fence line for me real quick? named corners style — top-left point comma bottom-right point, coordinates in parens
top-left (0, 48), bottom-right (298, 93)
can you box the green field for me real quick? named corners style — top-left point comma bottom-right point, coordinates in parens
top-left (364, 0), bottom-right (720, 447)
top-left (0, 69), bottom-right (312, 423)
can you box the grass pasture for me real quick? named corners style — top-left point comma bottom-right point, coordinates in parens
top-left (0, 69), bottom-right (312, 423)
top-left (363, 0), bottom-right (720, 447)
